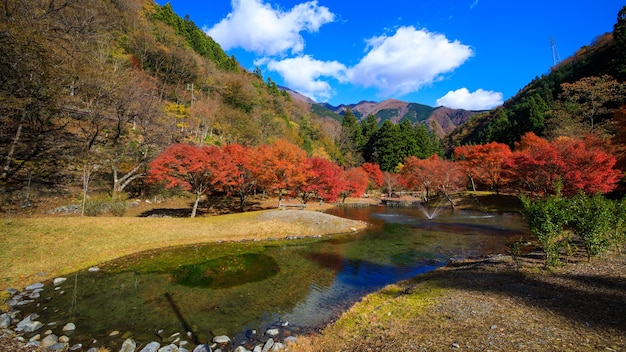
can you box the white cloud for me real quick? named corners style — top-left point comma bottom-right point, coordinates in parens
top-left (262, 55), bottom-right (347, 102)
top-left (346, 26), bottom-right (473, 97)
top-left (206, 0), bottom-right (335, 56)
top-left (436, 88), bottom-right (503, 110)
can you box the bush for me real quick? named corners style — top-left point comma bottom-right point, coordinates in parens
top-left (569, 193), bottom-right (613, 259)
top-left (521, 193), bottom-right (572, 266)
top-left (522, 192), bottom-right (624, 266)
top-left (83, 194), bottom-right (127, 217)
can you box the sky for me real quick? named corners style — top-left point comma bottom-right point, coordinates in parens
top-left (155, 0), bottom-right (625, 110)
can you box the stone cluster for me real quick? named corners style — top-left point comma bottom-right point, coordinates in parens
top-left (1, 280), bottom-right (299, 352)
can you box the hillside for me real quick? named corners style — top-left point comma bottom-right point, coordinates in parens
top-left (0, 0), bottom-right (342, 198)
top-left (446, 25), bottom-right (626, 150)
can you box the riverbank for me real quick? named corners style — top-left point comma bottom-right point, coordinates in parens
top-left (0, 209), bottom-right (367, 292)
top-left (288, 251), bottom-right (626, 351)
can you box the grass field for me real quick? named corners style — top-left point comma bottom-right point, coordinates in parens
top-left (0, 208), bottom-right (366, 291)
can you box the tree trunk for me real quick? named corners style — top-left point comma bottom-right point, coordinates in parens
top-left (468, 175), bottom-right (476, 192)
top-left (191, 191), bottom-right (201, 218)
top-left (1, 112), bottom-right (25, 181)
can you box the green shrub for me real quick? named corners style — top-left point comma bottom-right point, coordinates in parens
top-left (83, 194), bottom-right (127, 217)
top-left (521, 193), bottom-right (572, 267)
top-left (569, 193), bottom-right (613, 259)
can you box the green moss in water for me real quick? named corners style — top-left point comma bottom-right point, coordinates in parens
top-left (172, 253), bottom-right (280, 289)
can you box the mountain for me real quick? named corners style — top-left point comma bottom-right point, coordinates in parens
top-left (285, 90), bottom-right (481, 137)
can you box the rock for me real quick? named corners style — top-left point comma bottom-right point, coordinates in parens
top-left (157, 343), bottom-right (178, 352)
top-left (16, 314), bottom-right (43, 333)
top-left (16, 299), bottom-right (35, 306)
top-left (0, 313), bottom-right (11, 329)
top-left (119, 338), bottom-right (137, 352)
top-left (6, 287), bottom-right (18, 296)
top-left (233, 346), bottom-right (249, 352)
top-left (25, 283), bottom-right (44, 291)
top-left (59, 335), bottom-right (70, 343)
top-left (53, 278), bottom-right (67, 285)
top-left (109, 330), bottom-right (120, 336)
top-left (88, 267), bottom-right (100, 272)
top-left (270, 342), bottom-right (284, 351)
top-left (139, 341), bottom-right (160, 352)
top-left (41, 334), bottom-right (58, 347)
top-left (192, 344), bottom-right (212, 352)
top-left (452, 342), bottom-right (460, 348)
top-left (29, 334), bottom-right (41, 342)
top-left (252, 345), bottom-right (262, 352)
top-left (48, 343), bottom-right (68, 351)
top-left (212, 335), bottom-right (230, 344)
top-left (245, 329), bottom-right (257, 340)
top-left (86, 348), bottom-right (99, 352)
top-left (62, 322), bottom-right (76, 331)
top-left (69, 344), bottom-right (83, 351)
top-left (261, 338), bottom-right (274, 352)
top-left (265, 328), bottom-right (279, 336)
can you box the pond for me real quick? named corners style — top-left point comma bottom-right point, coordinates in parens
top-left (23, 206), bottom-right (529, 350)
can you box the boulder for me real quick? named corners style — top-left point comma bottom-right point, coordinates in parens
top-left (119, 338), bottom-right (137, 352)
top-left (41, 334), bottom-right (58, 347)
top-left (139, 341), bottom-right (160, 352)
top-left (16, 315), bottom-right (43, 333)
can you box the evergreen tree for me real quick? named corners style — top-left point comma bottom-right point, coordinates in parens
top-left (414, 123), bottom-right (443, 158)
top-left (339, 108), bottom-right (363, 166)
top-left (373, 120), bottom-right (402, 172)
top-left (360, 114), bottom-right (379, 162)
top-left (398, 118), bottom-right (419, 160)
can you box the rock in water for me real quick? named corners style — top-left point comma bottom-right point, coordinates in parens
top-left (192, 344), bottom-right (212, 352)
top-left (139, 341), bottom-right (160, 352)
top-left (119, 338), bottom-right (136, 352)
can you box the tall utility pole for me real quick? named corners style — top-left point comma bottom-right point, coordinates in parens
top-left (551, 36), bottom-right (561, 66)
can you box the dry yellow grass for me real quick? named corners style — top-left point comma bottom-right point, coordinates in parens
top-left (0, 210), bottom-right (366, 291)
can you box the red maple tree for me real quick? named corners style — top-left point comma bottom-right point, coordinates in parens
top-left (339, 167), bottom-right (369, 202)
top-left (454, 142), bottom-right (511, 194)
top-left (148, 144), bottom-right (238, 217)
top-left (295, 156), bottom-right (343, 203)
top-left (222, 143), bottom-right (258, 211)
top-left (361, 162), bottom-right (384, 190)
top-left (249, 139), bottom-right (311, 204)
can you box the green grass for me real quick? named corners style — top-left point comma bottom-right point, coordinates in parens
top-left (0, 210), bottom-right (366, 291)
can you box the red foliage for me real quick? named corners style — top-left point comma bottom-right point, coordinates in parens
top-left (504, 133), bottom-right (622, 195)
top-left (222, 143), bottom-right (258, 211)
top-left (400, 155), bottom-right (440, 200)
top-left (454, 142), bottom-right (511, 194)
top-left (148, 144), bottom-right (238, 217)
top-left (298, 157), bottom-right (343, 203)
top-left (361, 162), bottom-right (384, 188)
top-left (401, 155), bottom-right (464, 202)
top-left (249, 139), bottom-right (311, 202)
top-left (339, 167), bottom-right (369, 202)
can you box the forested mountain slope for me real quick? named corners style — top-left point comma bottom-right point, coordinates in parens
top-left (0, 0), bottom-right (341, 197)
top-left (446, 10), bottom-right (626, 150)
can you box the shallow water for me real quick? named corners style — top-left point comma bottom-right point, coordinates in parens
top-left (25, 206), bottom-right (529, 350)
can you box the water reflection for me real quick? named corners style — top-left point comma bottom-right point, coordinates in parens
top-left (29, 206), bottom-right (528, 350)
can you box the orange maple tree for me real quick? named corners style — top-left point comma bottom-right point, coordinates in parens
top-left (148, 144), bottom-right (238, 217)
top-left (250, 139), bottom-right (311, 203)
top-left (339, 167), bottom-right (369, 202)
top-left (454, 142), bottom-right (512, 194)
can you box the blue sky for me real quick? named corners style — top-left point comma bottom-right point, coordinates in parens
top-left (156, 0), bottom-right (624, 110)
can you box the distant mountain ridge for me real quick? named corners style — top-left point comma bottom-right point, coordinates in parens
top-left (282, 87), bottom-right (481, 137)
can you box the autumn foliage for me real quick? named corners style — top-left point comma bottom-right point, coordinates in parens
top-left (148, 132), bottom-right (622, 216)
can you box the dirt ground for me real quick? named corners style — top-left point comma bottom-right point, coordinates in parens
top-left (295, 250), bottom-right (626, 352)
